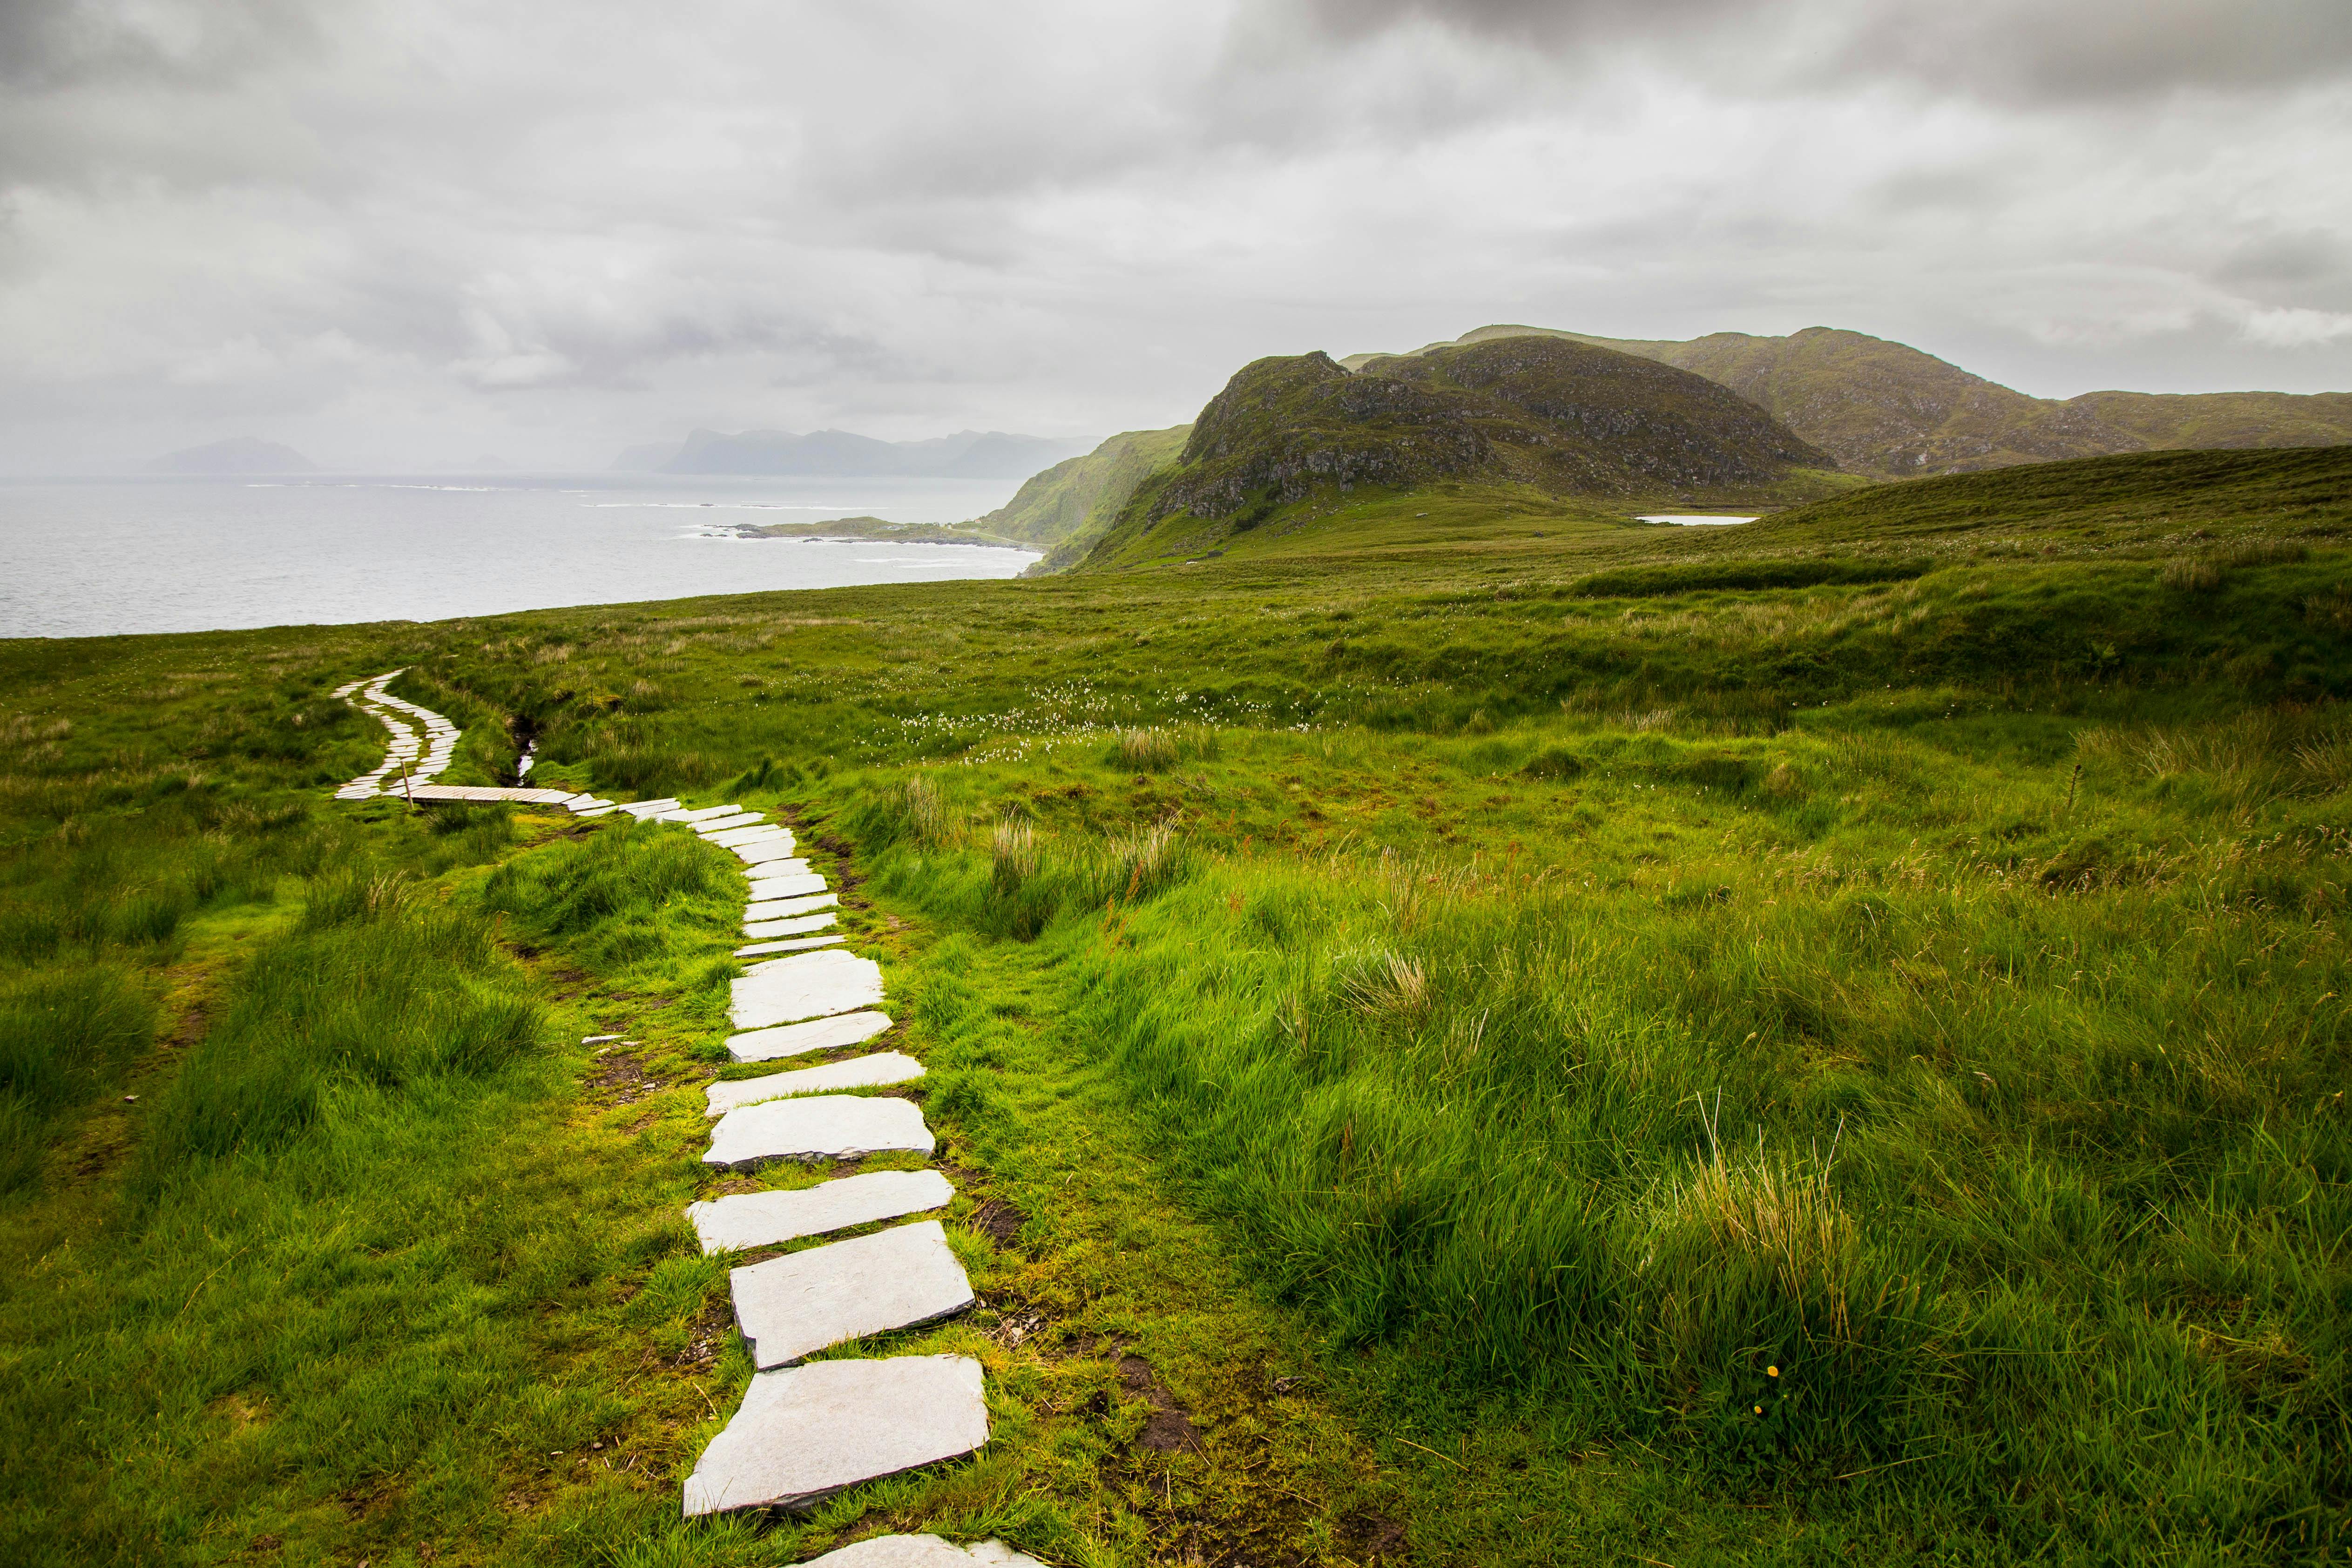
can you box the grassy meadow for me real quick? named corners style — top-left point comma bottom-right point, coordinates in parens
top-left (1, 446), bottom-right (2348, 1565)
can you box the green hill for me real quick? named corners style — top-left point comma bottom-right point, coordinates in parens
top-left (1074, 336), bottom-right (1844, 570)
top-left (1347, 324), bottom-right (2352, 479)
top-left (962, 424), bottom-right (1190, 574)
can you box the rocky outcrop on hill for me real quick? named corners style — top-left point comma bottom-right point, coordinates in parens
top-left (1145, 336), bottom-right (1833, 527)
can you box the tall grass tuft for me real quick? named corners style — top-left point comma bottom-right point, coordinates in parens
top-left (0, 966), bottom-right (156, 1191)
top-left (135, 873), bottom-right (541, 1190)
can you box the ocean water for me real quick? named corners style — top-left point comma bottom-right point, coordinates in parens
top-left (0, 473), bottom-right (1039, 639)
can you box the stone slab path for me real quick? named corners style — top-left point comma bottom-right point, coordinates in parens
top-left (730, 1220), bottom-right (974, 1369)
top-left (732, 948), bottom-right (888, 1029)
top-left (687, 1169), bottom-right (955, 1254)
top-left (680, 1355), bottom-right (987, 1517)
top-left (705, 1094), bottom-right (936, 1169)
top-left (727, 1010), bottom-right (894, 1063)
top-left (326, 723), bottom-right (988, 1543)
top-left (333, 670), bottom-right (464, 799)
top-left (705, 1051), bottom-right (926, 1116)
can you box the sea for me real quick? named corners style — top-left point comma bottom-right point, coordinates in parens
top-left (0, 473), bottom-right (1040, 640)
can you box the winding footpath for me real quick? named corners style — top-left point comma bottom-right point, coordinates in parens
top-left (332, 676), bottom-right (1039, 1566)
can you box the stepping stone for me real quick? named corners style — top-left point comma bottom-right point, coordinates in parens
top-left (705, 1051), bottom-right (925, 1116)
top-left (681, 1354), bottom-right (987, 1517)
top-left (707, 825), bottom-right (791, 849)
top-left (738, 839), bottom-right (808, 866)
top-left (616, 798), bottom-right (683, 818)
top-left (742, 858), bottom-right (813, 884)
top-left (661, 803), bottom-right (742, 823)
top-left (799, 1537), bottom-right (1046, 1568)
top-left (574, 804), bottom-right (621, 818)
top-left (726, 1010), bottom-right (892, 1063)
top-left (742, 910), bottom-right (836, 937)
top-left (738, 934), bottom-right (846, 956)
top-left (704, 1094), bottom-right (933, 1169)
top-left (686, 1169), bottom-right (954, 1253)
top-left (731, 948), bottom-right (884, 1029)
top-left (730, 1220), bottom-right (973, 1370)
top-left (746, 891), bottom-right (838, 918)
top-left (744, 921), bottom-right (842, 944)
top-left (696, 812), bottom-right (767, 835)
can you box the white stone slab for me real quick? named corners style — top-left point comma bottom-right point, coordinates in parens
top-left (737, 838), bottom-right (810, 866)
top-left (661, 803), bottom-right (742, 822)
top-left (731, 1220), bottom-right (973, 1370)
top-left (752, 884), bottom-right (837, 907)
top-left (745, 891), bottom-right (838, 918)
top-left (726, 1010), bottom-right (892, 1063)
top-left (730, 948), bottom-right (883, 1029)
top-left (811, 1539), bottom-right (1043, 1568)
top-left (743, 909), bottom-right (836, 937)
top-left (738, 934), bottom-right (845, 956)
top-left (681, 1354), bottom-right (987, 1517)
top-left (696, 812), bottom-right (767, 835)
top-left (704, 1094), bottom-right (933, 1169)
top-left (740, 858), bottom-right (813, 885)
top-left (574, 804), bottom-right (621, 818)
top-left (617, 798), bottom-right (683, 818)
top-left (799, 1535), bottom-right (1045, 1568)
top-left (707, 825), bottom-right (791, 849)
top-left (686, 1169), bottom-right (954, 1253)
top-left (705, 1052), bottom-right (925, 1116)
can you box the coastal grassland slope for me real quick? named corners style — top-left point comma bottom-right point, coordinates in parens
top-left (4, 443), bottom-right (2350, 1563)
top-left (432, 447), bottom-right (2345, 1560)
top-left (1072, 335), bottom-right (1847, 570)
top-left (964, 424), bottom-right (1190, 561)
top-left (1357, 322), bottom-right (2352, 478)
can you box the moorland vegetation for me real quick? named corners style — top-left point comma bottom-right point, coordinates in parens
top-left (0, 439), bottom-right (2347, 1566)
top-left (1353, 324), bottom-right (2352, 479)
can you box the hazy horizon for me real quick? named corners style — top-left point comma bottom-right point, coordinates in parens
top-left (4, 0), bottom-right (2348, 475)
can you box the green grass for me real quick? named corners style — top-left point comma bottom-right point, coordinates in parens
top-left (2, 446), bottom-right (2349, 1563)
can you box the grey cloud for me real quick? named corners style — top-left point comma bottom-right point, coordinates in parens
top-left (1289, 0), bottom-right (2352, 103)
top-left (0, 0), bottom-right (2348, 473)
top-left (0, 0), bottom-right (318, 88)
top-left (1832, 0), bottom-right (2352, 105)
top-left (2215, 231), bottom-right (2346, 288)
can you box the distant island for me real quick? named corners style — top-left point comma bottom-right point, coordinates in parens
top-left (717, 514), bottom-right (1030, 548)
top-left (145, 436), bottom-right (317, 475)
top-left (614, 427), bottom-right (1087, 479)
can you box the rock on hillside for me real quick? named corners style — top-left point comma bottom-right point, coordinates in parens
top-left (1364, 324), bottom-right (2352, 478)
top-left (1147, 336), bottom-right (1834, 527)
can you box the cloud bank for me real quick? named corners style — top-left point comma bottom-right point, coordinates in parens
top-left (0, 0), bottom-right (2346, 470)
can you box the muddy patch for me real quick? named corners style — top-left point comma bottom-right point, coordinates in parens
top-left (1118, 1354), bottom-right (1204, 1455)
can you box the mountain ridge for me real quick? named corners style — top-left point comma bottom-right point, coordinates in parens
top-left (1345, 324), bottom-right (2352, 478)
top-left (1070, 335), bottom-right (1847, 570)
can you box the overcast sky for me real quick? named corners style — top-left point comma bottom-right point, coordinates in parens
top-left (3, 0), bottom-right (2348, 472)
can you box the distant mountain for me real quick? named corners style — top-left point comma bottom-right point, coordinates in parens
top-left (611, 427), bottom-right (1088, 479)
top-left (1345, 325), bottom-right (2352, 478)
top-left (145, 437), bottom-right (316, 475)
top-left (1068, 336), bottom-right (1842, 570)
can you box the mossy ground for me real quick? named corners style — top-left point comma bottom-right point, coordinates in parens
top-left (2, 446), bottom-right (2348, 1565)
